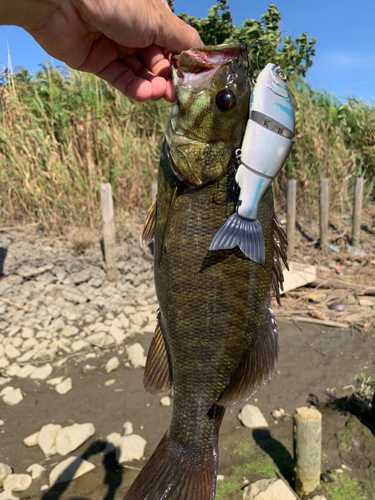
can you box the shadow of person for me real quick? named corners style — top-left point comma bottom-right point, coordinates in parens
top-left (252, 429), bottom-right (293, 483)
top-left (41, 441), bottom-right (123, 500)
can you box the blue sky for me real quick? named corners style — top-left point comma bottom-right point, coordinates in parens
top-left (1, 0), bottom-right (374, 103)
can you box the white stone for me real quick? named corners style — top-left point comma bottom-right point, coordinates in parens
top-left (46, 376), bottom-right (64, 386)
top-left (3, 474), bottom-right (32, 492)
top-left (0, 386), bottom-right (14, 397)
top-left (160, 396), bottom-right (171, 407)
top-left (238, 405), bottom-right (268, 429)
top-left (0, 377), bottom-right (9, 386)
top-left (105, 357), bottom-right (120, 373)
top-left (17, 364), bottom-right (36, 378)
top-left (243, 479), bottom-right (295, 500)
top-left (116, 435), bottom-right (147, 463)
top-left (117, 313), bottom-right (130, 329)
top-left (123, 421), bottom-right (133, 436)
top-left (0, 420), bottom-right (4, 425)
top-left (126, 343), bottom-right (146, 368)
top-left (26, 464), bottom-right (46, 480)
top-left (0, 463), bottom-right (12, 486)
top-left (61, 326), bottom-right (79, 338)
top-left (129, 315), bottom-right (144, 327)
top-left (30, 364), bottom-right (53, 380)
top-left (71, 340), bottom-right (89, 352)
top-left (17, 350), bottom-right (36, 363)
top-left (4, 345), bottom-right (20, 359)
top-left (104, 432), bottom-right (122, 454)
top-left (124, 306), bottom-right (136, 315)
top-left (40, 485), bottom-right (49, 491)
top-left (55, 423), bottom-right (95, 456)
top-left (0, 490), bottom-right (17, 500)
top-left (49, 456), bottom-right (95, 486)
top-left (3, 388), bottom-right (23, 406)
top-left (38, 424), bottom-right (62, 457)
top-left (11, 337), bottom-right (22, 348)
top-left (5, 364), bottom-right (20, 377)
top-left (108, 326), bottom-right (126, 345)
top-left (0, 358), bottom-right (9, 369)
top-left (311, 496), bottom-right (327, 500)
top-left (21, 338), bottom-right (38, 351)
top-left (23, 431), bottom-right (40, 447)
top-left (104, 379), bottom-right (116, 386)
top-left (21, 327), bottom-right (35, 339)
top-left (86, 332), bottom-right (106, 348)
top-left (55, 378), bottom-right (72, 395)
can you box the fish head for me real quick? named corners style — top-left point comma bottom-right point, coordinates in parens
top-left (251, 63), bottom-right (295, 133)
top-left (166, 42), bottom-right (250, 187)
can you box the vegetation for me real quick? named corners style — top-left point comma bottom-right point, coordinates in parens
top-left (0, 1), bottom-right (374, 228)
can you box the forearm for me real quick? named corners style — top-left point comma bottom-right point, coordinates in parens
top-left (0, 0), bottom-right (59, 30)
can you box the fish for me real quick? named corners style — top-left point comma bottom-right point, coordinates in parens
top-left (209, 62), bottom-right (295, 265)
top-left (124, 42), bottom-right (288, 500)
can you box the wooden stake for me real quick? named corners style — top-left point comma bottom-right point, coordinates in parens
top-left (100, 183), bottom-right (117, 282)
top-left (286, 180), bottom-right (297, 256)
top-left (293, 407), bottom-right (322, 497)
top-left (319, 179), bottom-right (329, 250)
top-left (352, 177), bottom-right (364, 248)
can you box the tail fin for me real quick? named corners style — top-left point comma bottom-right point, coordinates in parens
top-left (209, 212), bottom-right (265, 265)
top-left (123, 432), bottom-right (218, 500)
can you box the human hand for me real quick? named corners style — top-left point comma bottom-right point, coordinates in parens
top-left (2, 0), bottom-right (202, 102)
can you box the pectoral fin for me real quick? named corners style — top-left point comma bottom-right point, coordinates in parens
top-left (143, 319), bottom-right (172, 394)
top-left (140, 197), bottom-right (157, 248)
top-left (217, 303), bottom-right (278, 407)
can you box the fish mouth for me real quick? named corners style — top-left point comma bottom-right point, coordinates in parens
top-left (171, 42), bottom-right (244, 89)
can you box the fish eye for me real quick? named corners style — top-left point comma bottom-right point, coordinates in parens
top-left (215, 89), bottom-right (237, 112)
top-left (278, 70), bottom-right (287, 81)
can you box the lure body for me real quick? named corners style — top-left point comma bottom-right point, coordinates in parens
top-left (210, 63), bottom-right (295, 264)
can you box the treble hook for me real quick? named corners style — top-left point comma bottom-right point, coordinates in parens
top-left (240, 40), bottom-right (264, 85)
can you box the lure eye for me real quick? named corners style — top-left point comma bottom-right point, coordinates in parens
top-left (278, 70), bottom-right (287, 81)
top-left (216, 89), bottom-right (236, 111)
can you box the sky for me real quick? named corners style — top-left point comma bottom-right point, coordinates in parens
top-left (0, 0), bottom-right (374, 103)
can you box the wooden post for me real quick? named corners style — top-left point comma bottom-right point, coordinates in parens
top-left (352, 177), bottom-right (364, 248)
top-left (319, 179), bottom-right (329, 250)
top-left (286, 180), bottom-right (297, 257)
top-left (293, 407), bottom-right (322, 498)
top-left (100, 183), bottom-right (117, 282)
top-left (151, 182), bottom-right (157, 201)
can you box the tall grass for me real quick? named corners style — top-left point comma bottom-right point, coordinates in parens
top-left (0, 65), bottom-right (374, 228)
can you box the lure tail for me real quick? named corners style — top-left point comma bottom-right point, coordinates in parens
top-left (209, 212), bottom-right (265, 265)
top-left (123, 431), bottom-right (219, 500)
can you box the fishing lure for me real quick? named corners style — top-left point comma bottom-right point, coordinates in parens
top-left (210, 48), bottom-right (295, 265)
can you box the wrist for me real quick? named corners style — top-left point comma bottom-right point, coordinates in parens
top-left (0, 0), bottom-right (60, 30)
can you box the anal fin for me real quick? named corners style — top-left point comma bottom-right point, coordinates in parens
top-left (218, 304), bottom-right (278, 407)
top-left (144, 319), bottom-right (172, 394)
top-left (140, 196), bottom-right (157, 248)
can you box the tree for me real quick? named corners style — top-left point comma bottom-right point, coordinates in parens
top-left (178, 1), bottom-right (316, 77)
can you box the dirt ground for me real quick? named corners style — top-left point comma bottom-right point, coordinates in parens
top-left (2, 318), bottom-right (374, 500)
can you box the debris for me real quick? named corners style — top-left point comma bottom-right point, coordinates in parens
top-left (243, 478), bottom-right (296, 500)
top-left (105, 357), bottom-right (120, 373)
top-left (282, 262), bottom-right (317, 294)
top-left (238, 405), bottom-right (268, 429)
top-left (49, 457), bottom-right (95, 486)
top-left (328, 302), bottom-right (347, 311)
top-left (347, 245), bottom-right (366, 257)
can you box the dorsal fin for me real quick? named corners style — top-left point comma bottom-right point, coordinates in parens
top-left (272, 213), bottom-right (288, 305)
top-left (144, 318), bottom-right (172, 394)
top-left (140, 197), bottom-right (157, 248)
top-left (217, 303), bottom-right (278, 407)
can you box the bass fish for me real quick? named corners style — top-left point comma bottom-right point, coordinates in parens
top-left (210, 62), bottom-right (295, 265)
top-left (125, 42), bottom-right (287, 500)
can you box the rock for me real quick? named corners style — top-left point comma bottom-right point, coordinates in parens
top-left (116, 435), bottom-right (147, 463)
top-left (104, 379), bottom-right (116, 387)
top-left (21, 327), bottom-right (35, 339)
top-left (311, 496), bottom-right (327, 500)
top-left (0, 386), bottom-right (14, 397)
top-left (21, 338), bottom-right (38, 351)
top-left (70, 270), bottom-right (91, 285)
top-left (17, 349), bottom-right (36, 363)
top-left (4, 345), bottom-right (20, 359)
top-left (105, 357), bottom-right (120, 373)
top-left (124, 306), bottom-right (136, 315)
top-left (30, 364), bottom-right (53, 380)
top-left (243, 478), bottom-right (295, 500)
top-left (238, 405), bottom-right (268, 429)
top-left (46, 376), bottom-right (64, 386)
top-left (104, 432), bottom-right (122, 454)
top-left (26, 464), bottom-right (46, 480)
top-left (62, 288), bottom-right (87, 304)
top-left (10, 337), bottom-right (22, 348)
top-left (61, 326), bottom-right (79, 338)
top-left (160, 396), bottom-right (171, 407)
top-left (358, 297), bottom-right (375, 307)
top-left (17, 264), bottom-right (53, 278)
top-left (55, 423), bottom-right (95, 456)
top-left (0, 420), bottom-right (4, 425)
top-left (0, 490), bottom-right (18, 500)
top-left (38, 424), bottom-right (62, 457)
top-left (55, 378), bottom-right (72, 395)
top-left (23, 431), bottom-right (40, 447)
top-left (0, 463), bottom-right (12, 486)
top-left (3, 388), bottom-right (23, 406)
top-left (71, 339), bottom-right (89, 351)
top-left (108, 325), bottom-right (126, 345)
top-left (49, 456), bottom-right (95, 486)
top-left (123, 421), bottom-right (133, 436)
top-left (3, 474), bottom-right (32, 492)
top-left (0, 358), bottom-right (9, 369)
top-left (116, 313), bottom-right (130, 329)
top-left (129, 314), bottom-right (144, 327)
top-left (17, 364), bottom-right (36, 378)
top-left (126, 343), bottom-right (146, 368)
top-left (86, 332), bottom-right (106, 348)
top-left (5, 364), bottom-right (20, 377)
top-left (40, 485), bottom-right (49, 491)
